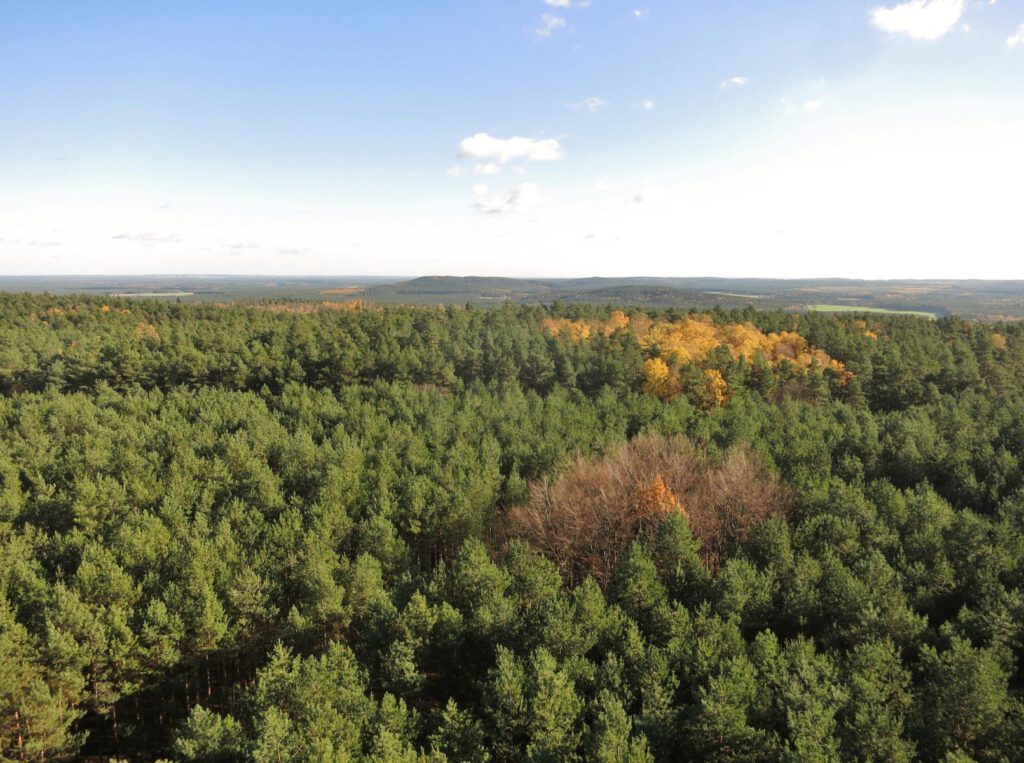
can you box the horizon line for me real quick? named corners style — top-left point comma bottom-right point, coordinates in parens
top-left (2, 274), bottom-right (1024, 283)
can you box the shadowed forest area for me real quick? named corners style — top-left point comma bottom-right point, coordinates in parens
top-left (4, 294), bottom-right (1024, 761)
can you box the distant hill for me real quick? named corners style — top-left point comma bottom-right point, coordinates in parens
top-left (2, 274), bottom-right (1024, 319)
top-left (364, 275), bottom-right (555, 299)
top-left (364, 276), bottom-right (1024, 319)
top-left (544, 285), bottom-right (772, 309)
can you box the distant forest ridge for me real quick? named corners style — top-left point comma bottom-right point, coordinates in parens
top-left (3, 274), bottom-right (1024, 319)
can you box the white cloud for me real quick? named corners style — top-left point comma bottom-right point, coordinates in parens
top-left (474, 163), bottom-right (502, 176)
top-left (545, 0), bottom-right (591, 7)
top-left (567, 96), bottom-right (607, 112)
top-left (534, 13), bottom-right (566, 37)
top-left (640, 99), bottom-right (655, 110)
top-left (633, 9), bottom-right (650, 20)
top-left (1008, 24), bottom-right (1024, 48)
top-left (871, 0), bottom-right (964, 41)
top-left (446, 165), bottom-right (465, 177)
top-left (783, 99), bottom-right (826, 115)
top-left (458, 133), bottom-right (563, 164)
top-left (721, 76), bottom-right (750, 90)
top-left (475, 183), bottom-right (551, 214)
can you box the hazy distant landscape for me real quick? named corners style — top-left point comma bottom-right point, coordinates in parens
top-left (5, 274), bottom-right (1024, 320)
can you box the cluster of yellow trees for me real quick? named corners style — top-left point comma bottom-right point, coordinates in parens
top-left (849, 320), bottom-right (880, 341)
top-left (541, 310), bottom-right (631, 342)
top-left (640, 358), bottom-right (730, 405)
top-left (30, 303), bottom-right (133, 324)
top-left (543, 311), bottom-right (850, 404)
top-left (99, 304), bottom-right (133, 315)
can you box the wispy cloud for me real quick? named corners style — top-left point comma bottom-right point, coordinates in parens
top-left (534, 13), bottom-right (567, 37)
top-left (871, 0), bottom-right (964, 41)
top-left (1008, 23), bottom-right (1024, 48)
top-left (721, 76), bottom-right (750, 90)
top-left (567, 96), bottom-right (607, 112)
top-left (639, 99), bottom-right (655, 110)
top-left (458, 133), bottom-right (564, 163)
top-left (632, 9), bottom-right (650, 20)
top-left (535, 0), bottom-right (589, 36)
top-left (784, 99), bottom-right (826, 115)
top-left (474, 182), bottom-right (551, 214)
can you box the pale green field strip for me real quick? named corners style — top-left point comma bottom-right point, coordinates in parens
top-left (809, 304), bottom-right (937, 318)
top-left (107, 291), bottom-right (195, 298)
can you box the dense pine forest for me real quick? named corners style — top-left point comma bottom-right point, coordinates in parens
top-left (4, 294), bottom-right (1024, 762)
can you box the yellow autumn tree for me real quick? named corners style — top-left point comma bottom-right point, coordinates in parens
top-left (607, 310), bottom-right (630, 333)
top-left (642, 357), bottom-right (681, 401)
top-left (703, 369), bottom-right (729, 408)
top-left (542, 311), bottom-right (631, 342)
top-left (541, 317), bottom-right (592, 342)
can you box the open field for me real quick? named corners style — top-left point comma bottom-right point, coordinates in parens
top-left (809, 304), bottom-right (939, 318)
top-left (109, 291), bottom-right (195, 298)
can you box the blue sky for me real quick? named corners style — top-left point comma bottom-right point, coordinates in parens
top-left (1, 0), bottom-right (1023, 277)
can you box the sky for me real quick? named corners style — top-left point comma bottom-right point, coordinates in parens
top-left (1, 0), bottom-right (1023, 278)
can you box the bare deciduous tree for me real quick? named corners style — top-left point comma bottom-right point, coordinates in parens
top-left (498, 434), bottom-right (788, 585)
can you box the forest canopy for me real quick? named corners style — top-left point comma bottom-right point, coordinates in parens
top-left (3, 294), bottom-right (1024, 761)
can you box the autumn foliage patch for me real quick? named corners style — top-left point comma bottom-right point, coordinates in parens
top-left (544, 311), bottom-right (851, 404)
top-left (499, 434), bottom-right (788, 585)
